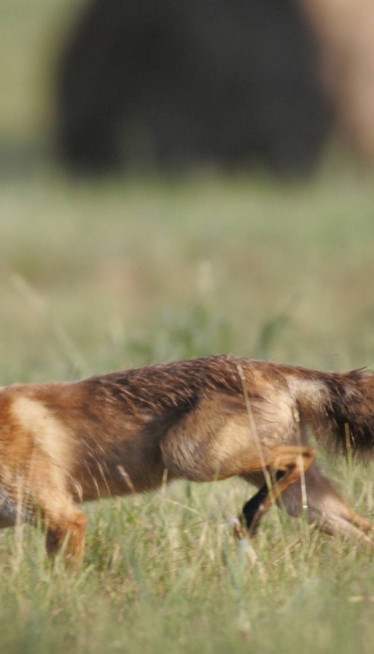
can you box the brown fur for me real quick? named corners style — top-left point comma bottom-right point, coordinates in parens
top-left (0, 355), bottom-right (374, 563)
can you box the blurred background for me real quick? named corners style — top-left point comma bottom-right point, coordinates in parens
top-left (2, 0), bottom-right (374, 384)
top-left (3, 6), bottom-right (374, 651)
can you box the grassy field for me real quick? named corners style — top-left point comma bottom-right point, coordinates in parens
top-left (1, 170), bottom-right (374, 654)
top-left (3, 1), bottom-right (374, 652)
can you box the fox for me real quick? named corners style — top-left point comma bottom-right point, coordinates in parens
top-left (0, 354), bottom-right (373, 563)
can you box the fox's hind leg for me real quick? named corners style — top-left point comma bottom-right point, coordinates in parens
top-left (43, 498), bottom-right (88, 564)
top-left (28, 475), bottom-right (88, 563)
top-left (8, 462), bottom-right (88, 564)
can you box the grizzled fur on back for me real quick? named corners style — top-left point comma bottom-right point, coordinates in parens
top-left (85, 355), bottom-right (270, 414)
top-left (318, 368), bottom-right (374, 457)
top-left (84, 357), bottom-right (374, 458)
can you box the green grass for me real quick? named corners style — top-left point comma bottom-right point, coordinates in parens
top-left (1, 169), bottom-right (374, 653)
top-left (2, 171), bottom-right (374, 377)
top-left (3, 1), bottom-right (374, 650)
top-left (0, 467), bottom-right (374, 654)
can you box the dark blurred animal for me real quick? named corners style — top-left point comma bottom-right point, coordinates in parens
top-left (0, 355), bottom-right (373, 564)
top-left (56, 0), bottom-right (330, 176)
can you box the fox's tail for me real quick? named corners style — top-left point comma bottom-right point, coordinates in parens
top-left (288, 367), bottom-right (374, 458)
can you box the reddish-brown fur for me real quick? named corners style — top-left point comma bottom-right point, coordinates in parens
top-left (0, 355), bottom-right (373, 563)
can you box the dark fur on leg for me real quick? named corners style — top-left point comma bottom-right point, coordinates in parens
top-left (242, 471), bottom-right (285, 535)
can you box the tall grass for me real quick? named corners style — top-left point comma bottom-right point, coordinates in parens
top-left (3, 0), bottom-right (374, 648)
top-left (0, 460), bottom-right (373, 654)
top-left (1, 167), bottom-right (374, 654)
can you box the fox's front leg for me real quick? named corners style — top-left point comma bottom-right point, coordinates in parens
top-left (237, 445), bottom-right (315, 538)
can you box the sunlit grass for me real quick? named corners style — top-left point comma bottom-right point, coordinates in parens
top-left (0, 462), bottom-right (373, 653)
top-left (1, 168), bottom-right (374, 652)
top-left (3, 0), bottom-right (374, 648)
